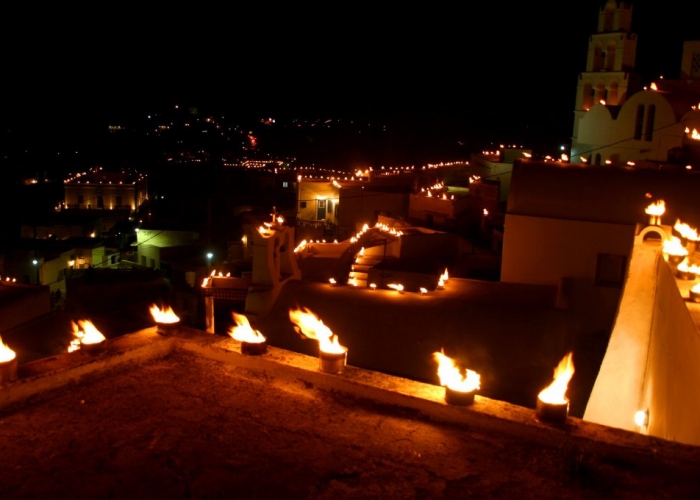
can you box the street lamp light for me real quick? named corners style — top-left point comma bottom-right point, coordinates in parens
top-left (32, 259), bottom-right (40, 285)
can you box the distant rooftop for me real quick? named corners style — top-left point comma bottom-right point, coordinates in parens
top-left (63, 166), bottom-right (146, 185)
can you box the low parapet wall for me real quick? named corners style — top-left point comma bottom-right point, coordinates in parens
top-left (584, 236), bottom-right (700, 445)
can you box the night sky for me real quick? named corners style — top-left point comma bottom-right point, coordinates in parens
top-left (2, 2), bottom-right (698, 148)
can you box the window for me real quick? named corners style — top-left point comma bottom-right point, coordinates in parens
top-left (644, 105), bottom-right (656, 142)
top-left (300, 201), bottom-right (307, 209)
top-left (634, 105), bottom-right (645, 140)
top-left (595, 253), bottom-right (627, 288)
top-left (282, 181), bottom-right (289, 188)
top-left (317, 200), bottom-right (325, 209)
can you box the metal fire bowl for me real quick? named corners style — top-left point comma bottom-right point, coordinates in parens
top-left (675, 269), bottom-right (696, 280)
top-left (241, 340), bottom-right (268, 356)
top-left (444, 387), bottom-right (476, 406)
top-left (156, 322), bottom-right (181, 336)
top-left (666, 254), bottom-right (686, 265)
top-left (0, 358), bottom-right (18, 384)
top-left (318, 350), bottom-right (347, 374)
top-left (536, 397), bottom-right (569, 426)
top-left (80, 340), bottom-right (106, 355)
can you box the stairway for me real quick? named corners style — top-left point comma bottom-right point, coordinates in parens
top-left (348, 253), bottom-right (382, 288)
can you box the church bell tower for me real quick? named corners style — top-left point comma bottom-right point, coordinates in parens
top-left (570, 1), bottom-right (643, 163)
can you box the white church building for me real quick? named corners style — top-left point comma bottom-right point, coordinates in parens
top-left (570, 0), bottom-right (700, 168)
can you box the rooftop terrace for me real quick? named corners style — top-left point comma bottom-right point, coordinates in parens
top-left (0, 327), bottom-right (698, 498)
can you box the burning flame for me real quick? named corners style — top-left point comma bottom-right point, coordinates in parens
top-left (0, 335), bottom-right (16, 362)
top-left (441, 268), bottom-right (449, 283)
top-left (229, 312), bottom-right (266, 343)
top-left (387, 283), bottom-right (404, 293)
top-left (289, 306), bottom-right (346, 354)
top-left (68, 320), bottom-right (106, 352)
top-left (150, 304), bottom-right (180, 324)
top-left (663, 237), bottom-right (688, 257)
top-left (674, 219), bottom-right (699, 241)
top-left (644, 200), bottom-right (665, 217)
top-left (677, 258), bottom-right (700, 275)
top-left (294, 239), bottom-right (308, 253)
top-left (538, 352), bottom-right (575, 405)
top-left (257, 225), bottom-right (275, 237)
top-left (433, 349), bottom-right (480, 392)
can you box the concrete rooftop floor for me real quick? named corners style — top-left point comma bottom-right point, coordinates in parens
top-left (247, 278), bottom-right (604, 417)
top-left (0, 327), bottom-right (698, 498)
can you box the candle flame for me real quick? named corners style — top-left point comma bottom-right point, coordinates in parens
top-left (538, 352), bottom-right (575, 405)
top-left (0, 335), bottom-right (16, 362)
top-left (644, 200), bottom-right (665, 217)
top-left (69, 320), bottom-right (106, 352)
top-left (289, 306), bottom-right (345, 354)
top-left (433, 349), bottom-right (480, 392)
top-left (150, 304), bottom-right (180, 324)
top-left (229, 312), bottom-right (266, 343)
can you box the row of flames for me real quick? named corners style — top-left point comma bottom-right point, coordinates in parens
top-left (227, 304), bottom-right (574, 417)
top-left (1, 300), bottom-right (576, 423)
top-left (654, 200), bottom-right (700, 292)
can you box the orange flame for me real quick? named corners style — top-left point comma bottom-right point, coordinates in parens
top-left (663, 237), bottom-right (688, 257)
top-left (289, 306), bottom-right (345, 354)
top-left (69, 320), bottom-right (106, 352)
top-left (229, 312), bottom-right (266, 343)
top-left (644, 200), bottom-right (665, 216)
top-left (433, 349), bottom-right (480, 392)
top-left (674, 219), bottom-right (698, 240)
top-left (538, 352), bottom-right (575, 405)
top-left (150, 304), bottom-right (180, 324)
top-left (0, 335), bottom-right (16, 362)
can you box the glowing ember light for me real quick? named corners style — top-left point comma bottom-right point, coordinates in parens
top-left (419, 287), bottom-right (427, 295)
top-left (634, 409), bottom-right (649, 427)
top-left (370, 283), bottom-right (377, 290)
top-left (289, 307), bottom-right (346, 355)
top-left (650, 82), bottom-right (658, 91)
top-left (229, 312), bottom-right (266, 343)
top-left (68, 320), bottom-right (106, 352)
top-left (387, 283), bottom-right (404, 293)
top-left (329, 278), bottom-right (337, 286)
top-left (538, 352), bottom-right (575, 405)
top-left (437, 278), bottom-right (445, 289)
top-left (433, 349), bottom-right (481, 395)
top-left (0, 335), bottom-right (16, 363)
top-left (150, 304), bottom-right (180, 324)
